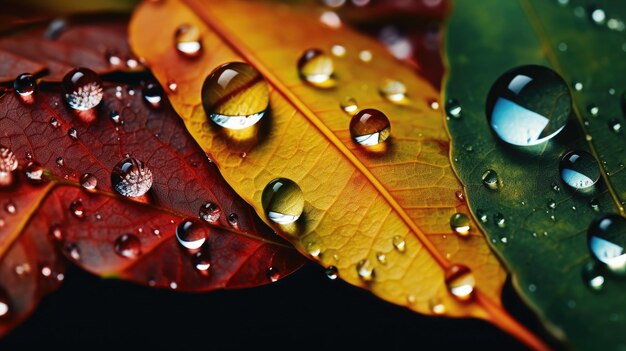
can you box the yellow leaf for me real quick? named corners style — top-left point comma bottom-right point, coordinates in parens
top-left (130, 1), bottom-right (546, 348)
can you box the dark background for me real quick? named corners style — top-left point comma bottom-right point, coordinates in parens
top-left (0, 262), bottom-right (559, 350)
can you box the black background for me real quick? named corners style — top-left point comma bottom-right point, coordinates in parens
top-left (0, 262), bottom-right (558, 350)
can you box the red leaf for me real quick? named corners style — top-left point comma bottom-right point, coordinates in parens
top-left (0, 82), bottom-right (304, 336)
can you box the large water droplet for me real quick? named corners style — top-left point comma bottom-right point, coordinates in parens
top-left (297, 49), bottom-right (335, 88)
top-left (25, 161), bottom-right (45, 184)
top-left (114, 234), bottom-right (142, 259)
top-left (70, 200), bottom-right (85, 219)
top-left (379, 79), bottom-right (407, 103)
top-left (199, 202), bottom-right (221, 224)
top-left (62, 68), bottom-right (103, 111)
top-left (111, 157), bottom-right (153, 198)
top-left (481, 169), bottom-right (500, 190)
top-left (582, 261), bottom-right (605, 291)
top-left (486, 65), bottom-right (571, 146)
top-left (450, 213), bottom-right (470, 236)
top-left (262, 178), bottom-right (304, 225)
top-left (202, 62), bottom-right (269, 130)
top-left (174, 24), bottom-right (202, 58)
top-left (356, 259), bottom-right (375, 281)
top-left (14, 73), bottom-right (37, 96)
top-left (176, 218), bottom-right (209, 250)
top-left (349, 108), bottom-right (391, 146)
top-left (80, 173), bottom-right (97, 190)
top-left (588, 214), bottom-right (626, 273)
top-left (559, 150), bottom-right (600, 190)
top-left (445, 264), bottom-right (475, 301)
top-left (143, 82), bottom-right (163, 109)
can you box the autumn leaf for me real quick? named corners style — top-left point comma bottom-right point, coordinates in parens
top-left (0, 19), bottom-right (305, 336)
top-left (444, 0), bottom-right (626, 349)
top-left (129, 0), bottom-right (549, 348)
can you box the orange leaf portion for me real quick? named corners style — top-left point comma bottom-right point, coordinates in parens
top-left (130, 0), bottom-right (542, 346)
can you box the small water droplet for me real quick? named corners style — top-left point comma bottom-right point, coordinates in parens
top-left (375, 252), bottom-right (387, 265)
top-left (193, 249), bottom-right (211, 275)
top-left (14, 263), bottom-right (31, 276)
top-left (429, 298), bottom-right (446, 315)
top-left (609, 119), bottom-right (622, 134)
top-left (199, 202), bottom-right (221, 223)
top-left (55, 156), bottom-right (64, 167)
top-left (167, 81), bottom-right (178, 93)
top-left (174, 24), bottom-right (202, 58)
top-left (590, 198), bottom-right (600, 211)
top-left (573, 81), bottom-right (583, 91)
top-left (349, 108), bottom-right (391, 146)
top-left (358, 50), bottom-right (373, 62)
top-left (227, 213), bottom-right (238, 227)
top-left (109, 110), bottom-right (121, 124)
top-left (588, 214), bottom-right (626, 273)
top-left (494, 213), bottom-right (506, 228)
top-left (111, 157), bottom-right (153, 198)
top-left (143, 82), bottom-right (163, 108)
top-left (49, 117), bottom-right (59, 128)
top-left (455, 190), bottom-right (464, 201)
top-left (105, 49), bottom-right (122, 66)
top-left (582, 261), bottom-right (605, 291)
top-left (49, 224), bottom-right (63, 241)
top-left (356, 259), bottom-right (375, 281)
top-left (445, 99), bottom-right (462, 119)
top-left (379, 79), bottom-right (406, 103)
top-left (202, 62), bottom-right (268, 130)
top-left (62, 68), bottom-right (103, 111)
top-left (445, 264), bottom-right (475, 301)
top-left (487, 65), bottom-right (570, 146)
top-left (330, 44), bottom-right (346, 57)
top-left (262, 178), bottom-right (304, 225)
top-left (392, 235), bottom-right (406, 252)
top-left (428, 99), bottom-right (440, 110)
top-left (0, 145), bottom-right (18, 185)
top-left (176, 218), bottom-right (209, 250)
top-left (169, 281), bottom-right (178, 290)
top-left (547, 199), bottom-right (556, 209)
top-left (340, 97), bottom-right (358, 115)
top-left (267, 267), bottom-right (280, 282)
top-left (14, 73), bottom-right (37, 96)
top-left (25, 161), bottom-right (45, 184)
top-left (297, 49), bottom-right (335, 88)
top-left (79, 173), bottom-right (98, 191)
top-left (41, 266), bottom-right (52, 277)
top-left (70, 200), bottom-right (85, 219)
top-left (588, 6), bottom-right (606, 25)
top-left (476, 209), bottom-right (488, 223)
top-left (320, 11), bottom-right (342, 28)
top-left (588, 104), bottom-right (599, 116)
top-left (481, 169), bottom-right (500, 190)
top-left (559, 150), bottom-right (600, 190)
top-left (4, 201), bottom-right (16, 215)
top-left (114, 234), bottom-right (142, 259)
top-left (325, 266), bottom-right (338, 280)
top-left (65, 242), bottom-right (81, 260)
top-left (450, 213), bottom-right (470, 236)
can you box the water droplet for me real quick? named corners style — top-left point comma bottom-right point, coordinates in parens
top-left (111, 157), bottom-right (153, 198)
top-left (193, 249), bottom-right (211, 275)
top-left (609, 119), bottom-right (622, 133)
top-left (588, 6), bottom-right (606, 25)
top-left (356, 259), bottom-right (375, 281)
top-left (481, 169), bottom-right (500, 190)
top-left (78, 173), bottom-right (98, 191)
top-left (49, 117), bottom-right (59, 128)
top-left (0, 294), bottom-right (9, 318)
top-left (330, 44), bottom-right (346, 57)
top-left (109, 110), bottom-right (121, 124)
top-left (169, 281), bottom-right (178, 290)
top-left (340, 97), bottom-right (358, 115)
top-left (559, 150), bottom-right (600, 190)
top-left (25, 161), bottom-right (45, 184)
top-left (262, 178), bottom-right (304, 225)
top-left (320, 11), bottom-right (342, 28)
top-left (55, 156), bottom-right (64, 167)
top-left (392, 235), bottom-right (406, 252)
top-left (67, 128), bottom-right (78, 141)
top-left (62, 68), bottom-right (103, 111)
top-left (226, 213), bottom-right (238, 227)
top-left (590, 198), bottom-right (600, 211)
top-left (143, 82), bottom-right (163, 108)
top-left (297, 49), bottom-right (335, 88)
top-left (551, 182), bottom-right (561, 192)
top-left (588, 104), bottom-right (599, 116)
top-left (105, 49), bottom-right (122, 66)
top-left (174, 24), bottom-right (202, 58)
top-left (476, 209), bottom-right (488, 223)
top-left (429, 298), bottom-right (446, 315)
top-left (547, 199), bottom-right (556, 209)
top-left (199, 202), bottom-right (221, 223)
top-left (14, 263), bottom-right (31, 276)
top-left (49, 224), bottom-right (63, 241)
top-left (445, 264), bottom-right (475, 301)
top-left (65, 242), bottom-right (81, 260)
top-left (450, 213), bottom-right (470, 236)
top-left (306, 242), bottom-right (321, 257)
top-left (486, 65), bottom-right (571, 146)
top-left (267, 267), bottom-right (280, 282)
top-left (202, 62), bottom-right (269, 130)
top-left (41, 265), bottom-right (52, 277)
top-left (375, 252), bottom-right (387, 265)
top-left (4, 202), bottom-right (16, 215)
top-left (582, 261), bottom-right (605, 291)
top-left (325, 266), bottom-right (338, 280)
top-left (573, 81), bottom-right (583, 91)
top-left (14, 73), bottom-right (36, 96)
top-left (379, 79), bottom-right (406, 103)
top-left (494, 213), bottom-right (506, 228)
top-left (0, 145), bottom-right (18, 184)
top-left (428, 99), bottom-right (440, 110)
top-left (588, 214), bottom-right (626, 273)
top-left (445, 99), bottom-right (462, 119)
top-left (114, 234), bottom-right (142, 259)
top-left (167, 81), bottom-right (178, 93)
top-left (176, 218), bottom-right (209, 250)
top-left (70, 200), bottom-right (85, 219)
top-left (349, 108), bottom-right (391, 146)
top-left (358, 50), bottom-right (373, 62)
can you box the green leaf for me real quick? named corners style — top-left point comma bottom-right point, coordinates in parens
top-left (444, 0), bottom-right (626, 349)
